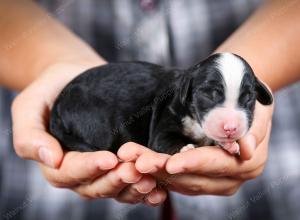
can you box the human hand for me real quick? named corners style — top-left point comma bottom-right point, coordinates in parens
top-left (11, 63), bottom-right (164, 205)
top-left (118, 101), bottom-right (274, 196)
top-left (40, 149), bottom-right (164, 205)
top-left (12, 62), bottom-right (98, 167)
top-left (38, 142), bottom-right (164, 205)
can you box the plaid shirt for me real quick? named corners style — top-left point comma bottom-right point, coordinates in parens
top-left (1, 0), bottom-right (300, 220)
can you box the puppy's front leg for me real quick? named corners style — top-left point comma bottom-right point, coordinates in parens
top-left (149, 131), bottom-right (190, 155)
top-left (180, 144), bottom-right (196, 153)
top-left (218, 141), bottom-right (240, 155)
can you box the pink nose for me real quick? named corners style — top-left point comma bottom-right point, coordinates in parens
top-left (223, 123), bottom-right (237, 136)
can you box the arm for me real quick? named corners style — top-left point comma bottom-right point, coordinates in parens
top-left (0, 0), bottom-right (104, 90)
top-left (216, 0), bottom-right (300, 91)
top-left (2, 1), bottom-right (165, 205)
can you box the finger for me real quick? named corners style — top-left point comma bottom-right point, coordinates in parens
top-left (73, 162), bottom-right (142, 199)
top-left (238, 101), bottom-right (273, 160)
top-left (117, 142), bottom-right (152, 162)
top-left (40, 151), bottom-right (118, 187)
top-left (166, 146), bottom-right (240, 175)
top-left (118, 142), bottom-right (170, 174)
top-left (237, 122), bottom-right (271, 179)
top-left (135, 151), bottom-right (170, 174)
top-left (144, 188), bottom-right (167, 206)
top-left (238, 135), bottom-right (255, 161)
top-left (237, 164), bottom-right (265, 180)
top-left (166, 146), bottom-right (251, 177)
top-left (116, 175), bottom-right (156, 204)
top-left (167, 174), bottom-right (243, 196)
top-left (13, 128), bottom-right (64, 168)
top-left (12, 95), bottom-right (64, 168)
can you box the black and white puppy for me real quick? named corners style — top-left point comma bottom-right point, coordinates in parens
top-left (49, 53), bottom-right (273, 155)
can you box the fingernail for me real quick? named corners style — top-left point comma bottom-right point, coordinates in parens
top-left (148, 192), bottom-right (162, 204)
top-left (137, 187), bottom-right (153, 194)
top-left (38, 147), bottom-right (54, 168)
top-left (140, 167), bottom-right (157, 174)
top-left (166, 161), bottom-right (184, 174)
top-left (136, 180), bottom-right (155, 194)
top-left (99, 158), bottom-right (118, 170)
top-left (168, 167), bottom-right (182, 174)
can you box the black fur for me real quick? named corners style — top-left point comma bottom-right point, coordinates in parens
top-left (49, 54), bottom-right (273, 154)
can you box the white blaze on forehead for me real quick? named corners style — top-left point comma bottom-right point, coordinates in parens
top-left (217, 53), bottom-right (245, 107)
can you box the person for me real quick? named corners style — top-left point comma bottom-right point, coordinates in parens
top-left (1, 0), bottom-right (300, 220)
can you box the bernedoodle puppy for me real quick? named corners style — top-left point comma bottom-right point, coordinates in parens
top-left (49, 53), bottom-right (273, 155)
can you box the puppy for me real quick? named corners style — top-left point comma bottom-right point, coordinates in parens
top-left (49, 53), bottom-right (273, 155)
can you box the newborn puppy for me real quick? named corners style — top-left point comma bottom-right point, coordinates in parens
top-left (49, 53), bottom-right (273, 155)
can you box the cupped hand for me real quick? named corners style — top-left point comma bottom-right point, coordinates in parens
top-left (12, 62), bottom-right (96, 167)
top-left (11, 63), bottom-right (164, 205)
top-left (40, 149), bottom-right (162, 204)
top-left (40, 144), bottom-right (164, 205)
top-left (118, 101), bottom-right (274, 196)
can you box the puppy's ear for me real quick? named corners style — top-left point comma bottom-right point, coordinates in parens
top-left (255, 78), bottom-right (273, 105)
top-left (178, 75), bottom-right (192, 105)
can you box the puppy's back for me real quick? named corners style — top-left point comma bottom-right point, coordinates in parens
top-left (49, 62), bottom-right (176, 152)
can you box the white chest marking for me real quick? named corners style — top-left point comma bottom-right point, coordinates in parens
top-left (182, 116), bottom-right (205, 141)
top-left (217, 53), bottom-right (245, 108)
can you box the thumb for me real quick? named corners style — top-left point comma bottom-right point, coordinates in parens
top-left (11, 83), bottom-right (65, 168)
top-left (13, 128), bottom-right (64, 168)
top-left (238, 101), bottom-right (274, 160)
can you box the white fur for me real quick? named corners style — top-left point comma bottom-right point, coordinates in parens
top-left (217, 53), bottom-right (245, 108)
top-left (182, 116), bottom-right (214, 146)
top-left (182, 53), bottom-right (248, 148)
top-left (199, 53), bottom-right (249, 143)
top-left (180, 144), bottom-right (195, 153)
top-left (182, 116), bottom-right (205, 140)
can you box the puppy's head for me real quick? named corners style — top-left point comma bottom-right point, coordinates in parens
top-left (180, 53), bottom-right (273, 143)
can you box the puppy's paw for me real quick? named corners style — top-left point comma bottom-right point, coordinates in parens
top-left (180, 144), bottom-right (195, 153)
top-left (218, 141), bottom-right (240, 155)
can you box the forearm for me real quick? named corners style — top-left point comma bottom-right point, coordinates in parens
top-left (216, 0), bottom-right (300, 91)
top-left (0, 0), bottom-right (105, 91)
